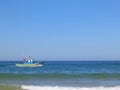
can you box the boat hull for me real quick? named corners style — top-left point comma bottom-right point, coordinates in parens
top-left (16, 63), bottom-right (43, 67)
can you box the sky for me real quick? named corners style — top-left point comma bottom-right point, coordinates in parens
top-left (0, 0), bottom-right (120, 61)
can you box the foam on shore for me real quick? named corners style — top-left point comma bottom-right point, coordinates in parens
top-left (21, 85), bottom-right (120, 90)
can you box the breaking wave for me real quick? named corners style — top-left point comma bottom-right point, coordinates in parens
top-left (22, 85), bottom-right (120, 90)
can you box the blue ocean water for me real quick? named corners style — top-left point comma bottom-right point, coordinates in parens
top-left (0, 61), bottom-right (120, 87)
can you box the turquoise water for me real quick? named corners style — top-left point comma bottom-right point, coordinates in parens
top-left (0, 61), bottom-right (120, 87)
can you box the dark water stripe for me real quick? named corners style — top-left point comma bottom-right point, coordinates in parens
top-left (0, 73), bottom-right (120, 80)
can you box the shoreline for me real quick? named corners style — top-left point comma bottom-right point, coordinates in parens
top-left (0, 85), bottom-right (21, 90)
top-left (1, 85), bottom-right (120, 90)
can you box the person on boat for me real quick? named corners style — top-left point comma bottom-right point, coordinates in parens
top-left (23, 57), bottom-right (31, 64)
top-left (23, 57), bottom-right (27, 61)
top-left (29, 56), bottom-right (33, 64)
top-left (28, 59), bottom-right (31, 64)
top-left (30, 59), bottom-right (33, 63)
top-left (23, 57), bottom-right (28, 64)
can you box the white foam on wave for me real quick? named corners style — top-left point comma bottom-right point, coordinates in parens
top-left (22, 85), bottom-right (120, 90)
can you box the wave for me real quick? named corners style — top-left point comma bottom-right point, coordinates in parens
top-left (22, 85), bottom-right (120, 90)
top-left (1, 85), bottom-right (120, 90)
top-left (0, 73), bottom-right (120, 80)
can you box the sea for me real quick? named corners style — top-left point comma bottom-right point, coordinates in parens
top-left (0, 61), bottom-right (120, 90)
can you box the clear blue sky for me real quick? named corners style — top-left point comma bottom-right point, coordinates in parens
top-left (0, 0), bottom-right (120, 60)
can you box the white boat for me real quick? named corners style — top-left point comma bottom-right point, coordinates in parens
top-left (16, 57), bottom-right (44, 67)
top-left (16, 63), bottom-right (43, 67)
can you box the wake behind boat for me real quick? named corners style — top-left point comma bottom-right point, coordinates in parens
top-left (16, 57), bottom-right (44, 67)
